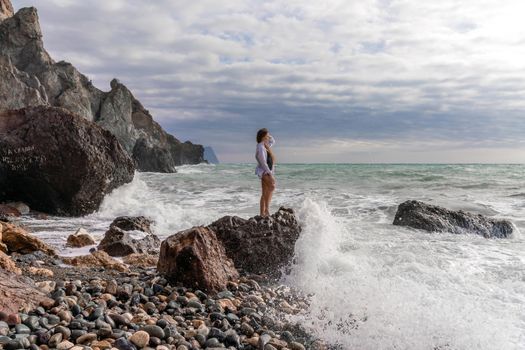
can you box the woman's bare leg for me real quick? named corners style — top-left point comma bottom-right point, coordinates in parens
top-left (260, 179), bottom-right (267, 216)
top-left (263, 175), bottom-right (275, 216)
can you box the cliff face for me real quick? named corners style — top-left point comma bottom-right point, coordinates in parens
top-left (0, 3), bottom-right (204, 172)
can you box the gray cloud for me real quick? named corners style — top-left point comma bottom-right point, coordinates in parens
top-left (11, 0), bottom-right (525, 162)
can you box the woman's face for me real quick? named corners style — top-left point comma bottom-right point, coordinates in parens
top-left (264, 133), bottom-right (271, 142)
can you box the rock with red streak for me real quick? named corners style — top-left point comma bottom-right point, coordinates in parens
top-left (157, 226), bottom-right (239, 293)
top-left (0, 269), bottom-right (52, 314)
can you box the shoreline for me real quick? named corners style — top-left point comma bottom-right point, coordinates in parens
top-left (0, 207), bottom-right (331, 350)
top-left (1, 250), bottom-right (328, 350)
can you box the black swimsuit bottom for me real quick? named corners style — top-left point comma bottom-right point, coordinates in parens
top-left (267, 152), bottom-right (273, 171)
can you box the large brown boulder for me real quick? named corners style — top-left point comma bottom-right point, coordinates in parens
top-left (0, 268), bottom-right (52, 313)
top-left (208, 207), bottom-right (302, 276)
top-left (157, 227), bottom-right (239, 292)
top-left (1, 222), bottom-right (55, 255)
top-left (0, 106), bottom-right (135, 216)
top-left (393, 200), bottom-right (515, 238)
top-left (98, 216), bottom-right (160, 256)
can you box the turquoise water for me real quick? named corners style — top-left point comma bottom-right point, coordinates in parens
top-left (25, 164), bottom-right (525, 349)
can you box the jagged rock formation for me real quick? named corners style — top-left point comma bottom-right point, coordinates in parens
top-left (98, 216), bottom-right (160, 256)
top-left (393, 200), bottom-right (515, 238)
top-left (208, 207), bottom-right (302, 276)
top-left (204, 146), bottom-right (219, 164)
top-left (0, 2), bottom-right (204, 172)
top-left (0, 0), bottom-right (13, 21)
top-left (0, 106), bottom-right (135, 216)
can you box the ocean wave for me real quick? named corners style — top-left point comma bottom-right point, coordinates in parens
top-left (284, 197), bottom-right (525, 349)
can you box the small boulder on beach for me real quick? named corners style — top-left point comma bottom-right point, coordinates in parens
top-left (62, 250), bottom-right (129, 272)
top-left (98, 216), bottom-right (160, 256)
top-left (393, 200), bottom-right (515, 238)
top-left (208, 207), bottom-right (302, 276)
top-left (1, 222), bottom-right (56, 255)
top-left (66, 228), bottom-right (96, 248)
top-left (157, 226), bottom-right (239, 292)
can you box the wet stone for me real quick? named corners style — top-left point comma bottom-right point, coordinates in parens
top-left (208, 327), bottom-right (226, 342)
top-left (0, 336), bottom-right (11, 345)
top-left (204, 338), bottom-right (221, 348)
top-left (70, 330), bottom-right (87, 341)
top-left (87, 307), bottom-right (105, 321)
top-left (289, 342), bottom-right (306, 350)
top-left (141, 325), bottom-right (165, 339)
top-left (35, 330), bottom-right (50, 344)
top-left (114, 337), bottom-right (137, 350)
top-left (23, 316), bottom-right (40, 331)
top-left (16, 324), bottom-right (32, 334)
top-left (55, 326), bottom-right (72, 340)
top-left (49, 333), bottom-right (63, 347)
top-left (76, 333), bottom-right (97, 344)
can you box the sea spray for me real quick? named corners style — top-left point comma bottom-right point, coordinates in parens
top-left (96, 172), bottom-right (220, 236)
top-left (284, 198), bottom-right (524, 349)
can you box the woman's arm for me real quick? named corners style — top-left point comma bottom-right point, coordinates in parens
top-left (266, 135), bottom-right (275, 148)
top-left (256, 143), bottom-right (272, 175)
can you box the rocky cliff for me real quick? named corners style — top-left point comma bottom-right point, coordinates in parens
top-left (0, 2), bottom-right (204, 172)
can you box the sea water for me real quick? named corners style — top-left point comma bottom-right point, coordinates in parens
top-left (22, 164), bottom-right (525, 349)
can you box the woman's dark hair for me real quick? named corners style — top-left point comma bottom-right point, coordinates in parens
top-left (256, 128), bottom-right (269, 143)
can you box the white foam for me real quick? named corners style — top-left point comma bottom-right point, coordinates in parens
top-left (284, 198), bottom-right (525, 350)
top-left (94, 172), bottom-right (220, 236)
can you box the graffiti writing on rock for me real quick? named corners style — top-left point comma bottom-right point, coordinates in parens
top-left (0, 145), bottom-right (46, 171)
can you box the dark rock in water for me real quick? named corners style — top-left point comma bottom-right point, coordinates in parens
top-left (208, 207), bottom-right (302, 276)
top-left (0, 106), bottom-right (134, 216)
top-left (98, 216), bottom-right (160, 256)
top-left (393, 200), bottom-right (515, 238)
top-left (203, 146), bottom-right (219, 164)
top-left (0, 6), bottom-right (204, 172)
top-left (107, 216), bottom-right (153, 233)
top-left (157, 226), bottom-right (239, 293)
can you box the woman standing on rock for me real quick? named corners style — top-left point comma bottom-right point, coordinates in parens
top-left (255, 128), bottom-right (276, 217)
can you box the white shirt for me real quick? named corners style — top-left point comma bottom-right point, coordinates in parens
top-left (255, 135), bottom-right (275, 178)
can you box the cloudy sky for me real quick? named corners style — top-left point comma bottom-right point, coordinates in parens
top-left (12, 0), bottom-right (525, 163)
